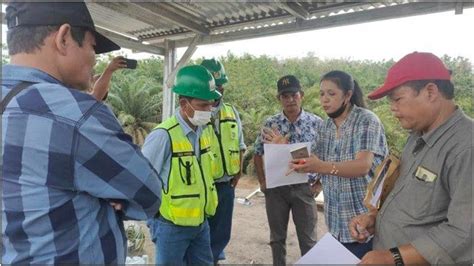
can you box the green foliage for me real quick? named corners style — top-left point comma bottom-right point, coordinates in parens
top-left (442, 55), bottom-right (474, 116)
top-left (107, 72), bottom-right (162, 146)
top-left (100, 57), bottom-right (164, 146)
top-left (97, 53), bottom-right (473, 156)
top-left (372, 102), bottom-right (408, 157)
top-left (2, 43), bottom-right (10, 65)
top-left (5, 37), bottom-right (471, 156)
top-left (303, 84), bottom-right (326, 118)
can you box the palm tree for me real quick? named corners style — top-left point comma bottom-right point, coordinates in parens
top-left (2, 43), bottom-right (10, 64)
top-left (107, 74), bottom-right (162, 146)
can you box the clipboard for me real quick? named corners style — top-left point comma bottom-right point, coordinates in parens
top-left (364, 154), bottom-right (400, 210)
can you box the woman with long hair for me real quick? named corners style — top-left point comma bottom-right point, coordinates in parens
top-left (290, 70), bottom-right (388, 258)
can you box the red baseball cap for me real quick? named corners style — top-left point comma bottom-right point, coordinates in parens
top-left (368, 52), bottom-right (451, 100)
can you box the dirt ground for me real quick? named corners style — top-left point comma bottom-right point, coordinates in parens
top-left (137, 175), bottom-right (327, 264)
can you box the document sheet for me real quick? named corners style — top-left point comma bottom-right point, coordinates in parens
top-left (263, 143), bottom-right (311, 189)
top-left (295, 232), bottom-right (361, 264)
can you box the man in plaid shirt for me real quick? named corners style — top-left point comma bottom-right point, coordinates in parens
top-left (1, 1), bottom-right (162, 264)
top-left (253, 75), bottom-right (323, 266)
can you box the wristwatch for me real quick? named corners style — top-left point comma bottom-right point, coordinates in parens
top-left (389, 247), bottom-right (405, 266)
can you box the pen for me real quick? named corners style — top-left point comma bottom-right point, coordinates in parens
top-left (285, 159), bottom-right (306, 176)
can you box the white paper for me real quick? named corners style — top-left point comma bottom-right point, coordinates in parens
top-left (370, 179), bottom-right (384, 207)
top-left (263, 143), bottom-right (310, 189)
top-left (296, 233), bottom-right (361, 265)
top-left (369, 159), bottom-right (391, 208)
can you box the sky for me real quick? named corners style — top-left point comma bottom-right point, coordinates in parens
top-left (177, 8), bottom-right (474, 62)
top-left (2, 7), bottom-right (474, 63)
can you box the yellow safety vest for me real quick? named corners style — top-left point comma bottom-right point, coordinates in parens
top-left (156, 116), bottom-right (218, 226)
top-left (209, 103), bottom-right (241, 179)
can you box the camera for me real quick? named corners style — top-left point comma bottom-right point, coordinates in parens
top-left (123, 58), bottom-right (137, 69)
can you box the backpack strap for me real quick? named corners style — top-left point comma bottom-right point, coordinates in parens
top-left (1, 82), bottom-right (35, 114)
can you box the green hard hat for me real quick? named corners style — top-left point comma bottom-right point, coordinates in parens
top-left (200, 58), bottom-right (228, 86)
top-left (172, 65), bottom-right (222, 100)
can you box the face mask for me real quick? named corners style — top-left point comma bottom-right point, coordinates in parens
top-left (186, 101), bottom-right (212, 126)
top-left (327, 101), bottom-right (348, 119)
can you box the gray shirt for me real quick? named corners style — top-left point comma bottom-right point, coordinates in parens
top-left (373, 108), bottom-right (473, 264)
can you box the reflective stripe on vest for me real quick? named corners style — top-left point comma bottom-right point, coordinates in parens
top-left (210, 103), bottom-right (241, 179)
top-left (155, 116), bottom-right (218, 226)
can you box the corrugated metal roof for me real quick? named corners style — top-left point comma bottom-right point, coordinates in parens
top-left (3, 1), bottom-right (469, 55)
top-left (89, 1), bottom-right (405, 36)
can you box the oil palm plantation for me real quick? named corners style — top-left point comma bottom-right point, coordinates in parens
top-left (107, 74), bottom-right (162, 146)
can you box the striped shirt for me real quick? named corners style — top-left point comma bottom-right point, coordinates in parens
top-left (1, 65), bottom-right (162, 264)
top-left (316, 106), bottom-right (388, 243)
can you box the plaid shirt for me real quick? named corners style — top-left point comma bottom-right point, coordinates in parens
top-left (316, 106), bottom-right (388, 243)
top-left (1, 65), bottom-right (162, 264)
top-left (254, 109), bottom-right (323, 156)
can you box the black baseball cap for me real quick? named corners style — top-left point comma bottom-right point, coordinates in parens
top-left (277, 75), bottom-right (302, 95)
top-left (5, 1), bottom-right (120, 54)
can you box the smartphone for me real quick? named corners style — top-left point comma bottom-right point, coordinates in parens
top-left (290, 146), bottom-right (309, 160)
top-left (124, 58), bottom-right (137, 69)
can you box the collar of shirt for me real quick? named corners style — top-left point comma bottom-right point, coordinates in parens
top-left (278, 108), bottom-right (307, 124)
top-left (421, 107), bottom-right (464, 148)
top-left (212, 100), bottom-right (224, 117)
top-left (2, 64), bottom-right (63, 86)
top-left (211, 100), bottom-right (225, 131)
